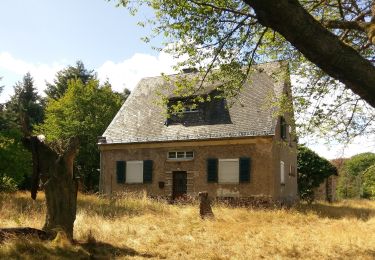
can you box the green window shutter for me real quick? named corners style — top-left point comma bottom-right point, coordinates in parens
top-left (143, 160), bottom-right (153, 183)
top-left (207, 158), bottom-right (218, 183)
top-left (116, 161), bottom-right (126, 184)
top-left (239, 157), bottom-right (251, 183)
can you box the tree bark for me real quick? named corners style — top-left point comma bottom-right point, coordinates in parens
top-left (27, 136), bottom-right (79, 240)
top-left (244, 0), bottom-right (375, 108)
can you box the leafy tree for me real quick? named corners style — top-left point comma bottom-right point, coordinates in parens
top-left (36, 79), bottom-right (125, 191)
top-left (6, 73), bottom-right (44, 136)
top-left (114, 0), bottom-right (375, 141)
top-left (297, 145), bottom-right (337, 202)
top-left (363, 165), bottom-right (375, 199)
top-left (45, 61), bottom-right (96, 100)
top-left (0, 74), bottom-right (41, 190)
top-left (0, 129), bottom-right (32, 189)
top-left (337, 152), bottom-right (375, 199)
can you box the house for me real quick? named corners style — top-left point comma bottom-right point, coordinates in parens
top-left (98, 61), bottom-right (298, 203)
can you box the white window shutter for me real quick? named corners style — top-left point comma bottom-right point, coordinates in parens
top-left (126, 161), bottom-right (143, 183)
top-left (219, 159), bottom-right (239, 183)
top-left (280, 161), bottom-right (285, 184)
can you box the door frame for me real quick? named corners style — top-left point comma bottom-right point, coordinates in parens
top-left (172, 171), bottom-right (187, 199)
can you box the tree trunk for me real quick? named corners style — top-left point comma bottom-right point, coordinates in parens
top-left (27, 136), bottom-right (79, 240)
top-left (43, 153), bottom-right (78, 240)
top-left (245, 0), bottom-right (375, 108)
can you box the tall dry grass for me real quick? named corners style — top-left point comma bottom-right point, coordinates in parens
top-left (1, 192), bottom-right (375, 259)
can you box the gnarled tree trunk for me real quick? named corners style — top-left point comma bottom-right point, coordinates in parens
top-left (27, 136), bottom-right (79, 240)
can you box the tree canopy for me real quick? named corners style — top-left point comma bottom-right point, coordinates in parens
top-left (36, 78), bottom-right (125, 191)
top-left (297, 145), bottom-right (337, 201)
top-left (45, 61), bottom-right (96, 100)
top-left (337, 152), bottom-right (375, 199)
top-left (115, 0), bottom-right (375, 141)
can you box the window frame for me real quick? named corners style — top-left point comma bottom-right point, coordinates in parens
top-left (167, 151), bottom-right (194, 160)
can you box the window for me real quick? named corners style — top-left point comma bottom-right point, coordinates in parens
top-left (126, 161), bottom-right (143, 183)
top-left (219, 159), bottom-right (239, 183)
top-left (168, 151), bottom-right (194, 160)
top-left (280, 161), bottom-right (285, 185)
top-left (116, 160), bottom-right (153, 184)
top-left (207, 157), bottom-right (251, 184)
top-left (289, 164), bottom-right (296, 177)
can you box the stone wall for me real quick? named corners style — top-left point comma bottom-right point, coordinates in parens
top-left (99, 137), bottom-right (298, 201)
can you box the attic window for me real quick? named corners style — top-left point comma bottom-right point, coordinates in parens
top-left (168, 151), bottom-right (194, 160)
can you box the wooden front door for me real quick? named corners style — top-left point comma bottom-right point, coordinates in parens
top-left (172, 171), bottom-right (187, 199)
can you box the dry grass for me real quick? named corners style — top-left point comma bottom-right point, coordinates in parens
top-left (1, 192), bottom-right (375, 259)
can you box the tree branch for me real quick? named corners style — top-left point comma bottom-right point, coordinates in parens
top-left (244, 0), bottom-right (375, 108)
top-left (324, 20), bottom-right (367, 31)
top-left (187, 0), bottom-right (255, 18)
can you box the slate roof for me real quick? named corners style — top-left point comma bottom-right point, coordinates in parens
top-left (102, 61), bottom-right (289, 144)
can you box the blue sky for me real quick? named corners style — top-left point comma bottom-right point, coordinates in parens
top-left (0, 0), bottom-right (157, 66)
top-left (0, 0), bottom-right (174, 100)
top-left (0, 0), bottom-right (374, 159)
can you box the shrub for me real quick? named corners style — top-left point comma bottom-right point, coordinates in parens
top-left (0, 176), bottom-right (18, 193)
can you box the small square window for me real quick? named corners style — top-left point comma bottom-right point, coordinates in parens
top-left (168, 151), bottom-right (194, 160)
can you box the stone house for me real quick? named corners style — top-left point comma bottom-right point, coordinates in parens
top-left (98, 61), bottom-right (298, 202)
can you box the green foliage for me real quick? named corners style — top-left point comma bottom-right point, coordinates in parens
top-left (0, 176), bottom-right (18, 193)
top-left (0, 130), bottom-right (32, 189)
top-left (5, 73), bottom-right (44, 135)
top-left (0, 75), bottom-right (38, 190)
top-left (363, 166), bottom-right (375, 199)
top-left (36, 79), bottom-right (124, 191)
top-left (297, 145), bottom-right (337, 202)
top-left (337, 153), bottom-right (375, 199)
top-left (45, 61), bottom-right (96, 100)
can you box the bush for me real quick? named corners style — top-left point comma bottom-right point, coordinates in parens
top-left (0, 176), bottom-right (18, 193)
top-left (297, 145), bottom-right (337, 202)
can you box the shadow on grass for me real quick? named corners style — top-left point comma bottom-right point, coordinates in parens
top-left (76, 194), bottom-right (168, 219)
top-left (0, 237), bottom-right (159, 259)
top-left (295, 202), bottom-right (375, 220)
top-left (80, 240), bottom-right (158, 259)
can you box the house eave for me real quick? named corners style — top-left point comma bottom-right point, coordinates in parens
top-left (98, 134), bottom-right (274, 151)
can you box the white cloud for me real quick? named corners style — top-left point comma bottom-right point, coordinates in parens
top-left (96, 51), bottom-right (178, 93)
top-left (0, 50), bottom-right (179, 101)
top-left (0, 52), bottom-right (65, 98)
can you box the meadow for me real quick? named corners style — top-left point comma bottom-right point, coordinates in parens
top-left (0, 192), bottom-right (375, 259)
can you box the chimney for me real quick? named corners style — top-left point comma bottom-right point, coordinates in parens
top-left (97, 136), bottom-right (107, 144)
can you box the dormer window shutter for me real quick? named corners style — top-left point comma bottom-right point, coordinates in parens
top-left (207, 158), bottom-right (218, 183)
top-left (239, 157), bottom-right (251, 183)
top-left (116, 161), bottom-right (126, 184)
top-left (143, 160), bottom-right (153, 183)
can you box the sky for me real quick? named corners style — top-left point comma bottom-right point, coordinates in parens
top-left (0, 0), bottom-right (374, 159)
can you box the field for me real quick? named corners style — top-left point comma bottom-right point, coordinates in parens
top-left (0, 192), bottom-right (375, 259)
